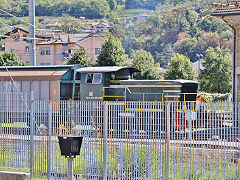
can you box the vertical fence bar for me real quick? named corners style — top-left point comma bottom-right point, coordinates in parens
top-left (238, 103), bottom-right (240, 180)
top-left (30, 91), bottom-right (34, 179)
top-left (103, 101), bottom-right (108, 180)
top-left (166, 103), bottom-right (170, 180)
top-left (47, 101), bottom-right (52, 179)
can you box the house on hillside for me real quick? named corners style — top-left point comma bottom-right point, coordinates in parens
top-left (2, 27), bottom-right (105, 66)
top-left (39, 19), bottom-right (61, 29)
top-left (91, 22), bottom-right (111, 32)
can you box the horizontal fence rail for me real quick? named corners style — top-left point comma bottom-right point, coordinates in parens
top-left (0, 93), bottom-right (239, 179)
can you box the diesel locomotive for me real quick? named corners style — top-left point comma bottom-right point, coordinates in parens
top-left (74, 66), bottom-right (198, 102)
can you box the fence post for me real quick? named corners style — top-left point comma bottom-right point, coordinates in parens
top-left (166, 103), bottom-right (170, 180)
top-left (47, 101), bottom-right (52, 179)
top-left (103, 101), bottom-right (108, 180)
top-left (30, 91), bottom-right (34, 180)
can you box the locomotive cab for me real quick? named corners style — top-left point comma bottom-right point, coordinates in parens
top-left (76, 66), bottom-right (140, 101)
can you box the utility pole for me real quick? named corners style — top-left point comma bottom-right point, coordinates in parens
top-left (29, 0), bottom-right (36, 66)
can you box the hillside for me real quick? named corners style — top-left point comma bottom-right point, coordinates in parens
top-left (0, 0), bottom-right (232, 68)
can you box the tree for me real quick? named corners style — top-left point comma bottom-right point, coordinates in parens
top-left (107, 0), bottom-right (117, 10)
top-left (64, 47), bottom-right (95, 67)
top-left (173, 37), bottom-right (198, 62)
top-left (131, 49), bottom-right (162, 80)
top-left (200, 48), bottom-right (232, 94)
top-left (97, 35), bottom-right (131, 66)
top-left (164, 53), bottom-right (197, 80)
top-left (0, 51), bottom-right (26, 66)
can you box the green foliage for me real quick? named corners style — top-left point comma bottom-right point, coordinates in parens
top-left (200, 48), bottom-right (232, 94)
top-left (155, 43), bottom-right (173, 68)
top-left (0, 51), bottom-right (26, 66)
top-left (97, 35), bottom-right (131, 66)
top-left (197, 92), bottom-right (231, 102)
top-left (108, 1), bottom-right (232, 70)
top-left (107, 0), bottom-right (117, 10)
top-left (173, 37), bottom-right (198, 62)
top-left (164, 53), bottom-right (197, 80)
top-left (125, 0), bottom-right (164, 10)
top-left (131, 49), bottom-right (162, 80)
top-left (10, 0), bottom-right (111, 19)
top-left (64, 47), bottom-right (95, 67)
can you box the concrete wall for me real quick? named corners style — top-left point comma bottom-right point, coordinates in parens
top-left (0, 171), bottom-right (30, 180)
top-left (4, 31), bottom-right (30, 63)
top-left (78, 36), bottom-right (105, 59)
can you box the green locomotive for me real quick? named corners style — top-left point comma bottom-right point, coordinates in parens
top-left (76, 66), bottom-right (198, 102)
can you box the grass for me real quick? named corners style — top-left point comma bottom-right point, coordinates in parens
top-left (0, 167), bottom-right (29, 173)
top-left (0, 142), bottom-right (239, 179)
top-left (1, 122), bottom-right (29, 128)
top-left (73, 125), bottom-right (96, 131)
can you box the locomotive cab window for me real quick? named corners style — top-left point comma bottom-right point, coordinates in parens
top-left (86, 73), bottom-right (102, 84)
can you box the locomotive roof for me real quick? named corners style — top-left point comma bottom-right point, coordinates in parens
top-left (76, 66), bottom-right (140, 73)
top-left (119, 79), bottom-right (198, 84)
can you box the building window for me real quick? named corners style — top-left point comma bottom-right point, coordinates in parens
top-left (40, 47), bottom-right (51, 55)
top-left (14, 39), bottom-right (20, 42)
top-left (10, 49), bottom-right (14, 52)
top-left (40, 47), bottom-right (46, 55)
top-left (46, 47), bottom-right (50, 55)
top-left (95, 48), bottom-right (101, 56)
top-left (23, 34), bottom-right (27, 41)
top-left (40, 63), bottom-right (51, 66)
top-left (63, 46), bottom-right (72, 54)
top-left (25, 46), bottom-right (29, 52)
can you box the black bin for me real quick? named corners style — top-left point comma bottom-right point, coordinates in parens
top-left (58, 136), bottom-right (83, 157)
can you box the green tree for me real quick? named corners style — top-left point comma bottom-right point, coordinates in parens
top-left (131, 49), bottom-right (162, 80)
top-left (64, 47), bottom-right (95, 67)
top-left (0, 51), bottom-right (26, 66)
top-left (97, 35), bottom-right (131, 66)
top-left (200, 48), bottom-right (232, 94)
top-left (173, 37), bottom-right (198, 62)
top-left (165, 53), bottom-right (197, 80)
top-left (107, 0), bottom-right (117, 10)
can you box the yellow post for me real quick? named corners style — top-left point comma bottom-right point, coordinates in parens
top-left (125, 88), bottom-right (127, 102)
top-left (102, 87), bottom-right (104, 101)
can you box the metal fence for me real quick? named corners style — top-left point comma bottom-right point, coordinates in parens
top-left (0, 93), bottom-right (239, 179)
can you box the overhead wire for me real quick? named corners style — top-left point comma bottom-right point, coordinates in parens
top-left (0, 57), bottom-right (42, 134)
top-left (0, 8), bottom-right (36, 28)
top-left (0, 7), bottom-right (42, 134)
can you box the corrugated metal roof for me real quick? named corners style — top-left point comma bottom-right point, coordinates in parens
top-left (76, 66), bottom-right (140, 73)
top-left (0, 65), bottom-right (77, 69)
top-left (0, 69), bottom-right (69, 81)
top-left (211, 1), bottom-right (240, 16)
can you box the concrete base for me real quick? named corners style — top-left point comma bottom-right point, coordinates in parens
top-left (0, 171), bottom-right (30, 180)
